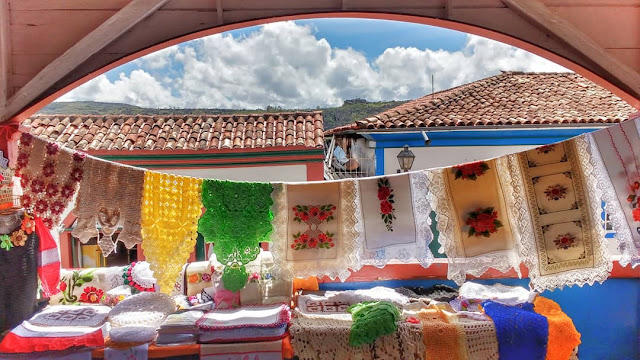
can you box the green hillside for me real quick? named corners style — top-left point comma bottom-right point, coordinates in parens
top-left (38, 98), bottom-right (407, 130)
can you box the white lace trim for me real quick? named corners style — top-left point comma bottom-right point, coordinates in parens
top-left (360, 171), bottom-right (434, 268)
top-left (425, 168), bottom-right (521, 285)
top-left (586, 134), bottom-right (639, 268)
top-left (269, 180), bottom-right (364, 281)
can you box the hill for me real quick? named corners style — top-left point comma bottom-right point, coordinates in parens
top-left (38, 99), bottom-right (408, 130)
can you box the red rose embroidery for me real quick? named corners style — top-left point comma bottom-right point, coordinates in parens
top-left (633, 208), bottom-right (640, 222)
top-left (553, 233), bottom-right (577, 250)
top-left (59, 281), bottom-right (67, 292)
top-left (544, 184), bottom-right (568, 201)
top-left (377, 186), bottom-right (391, 200)
top-left (80, 286), bottom-right (104, 303)
top-left (292, 204), bottom-right (336, 250)
top-left (465, 207), bottom-right (503, 238)
top-left (380, 200), bottom-right (394, 214)
top-left (453, 161), bottom-right (490, 181)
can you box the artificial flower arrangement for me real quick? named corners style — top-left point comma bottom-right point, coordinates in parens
top-left (465, 207), bottom-right (503, 237)
top-left (453, 161), bottom-right (490, 181)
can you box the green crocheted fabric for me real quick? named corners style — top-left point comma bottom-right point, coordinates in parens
top-left (198, 179), bottom-right (274, 292)
top-left (348, 301), bottom-right (400, 347)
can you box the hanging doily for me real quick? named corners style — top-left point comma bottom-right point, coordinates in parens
top-left (123, 261), bottom-right (156, 293)
top-left (588, 119), bottom-right (640, 268)
top-left (198, 179), bottom-right (273, 292)
top-left (15, 133), bottom-right (85, 229)
top-left (507, 138), bottom-right (612, 291)
top-left (360, 171), bottom-right (434, 268)
top-left (141, 172), bottom-right (202, 295)
top-left (72, 155), bottom-right (144, 257)
top-left (270, 179), bottom-right (364, 281)
top-left (425, 159), bottom-right (523, 285)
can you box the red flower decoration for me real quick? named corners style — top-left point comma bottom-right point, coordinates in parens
top-left (633, 208), bottom-right (640, 222)
top-left (73, 152), bottom-right (86, 163)
top-left (308, 238), bottom-right (319, 248)
top-left (34, 199), bottom-right (49, 213)
top-left (70, 167), bottom-right (83, 182)
top-left (20, 133), bottom-right (33, 146)
top-left (59, 281), bottom-right (67, 292)
top-left (465, 207), bottom-right (503, 237)
top-left (21, 195), bottom-right (32, 209)
top-left (60, 183), bottom-right (75, 198)
top-left (42, 218), bottom-right (53, 229)
top-left (45, 183), bottom-right (59, 197)
top-left (16, 152), bottom-right (29, 169)
top-left (380, 200), bottom-right (394, 214)
top-left (49, 201), bottom-right (65, 215)
top-left (553, 233), bottom-right (577, 250)
top-left (454, 161), bottom-right (490, 181)
top-left (42, 161), bottom-right (55, 177)
top-left (377, 177), bottom-right (396, 231)
top-left (45, 142), bottom-right (59, 156)
top-left (79, 286), bottom-right (104, 303)
top-left (21, 216), bottom-right (36, 234)
top-left (544, 184), bottom-right (568, 201)
top-left (30, 179), bottom-right (45, 193)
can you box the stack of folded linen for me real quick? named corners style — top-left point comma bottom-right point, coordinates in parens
top-left (155, 310), bottom-right (204, 345)
top-left (196, 303), bottom-right (290, 343)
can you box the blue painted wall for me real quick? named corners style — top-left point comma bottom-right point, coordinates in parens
top-left (319, 278), bottom-right (639, 360)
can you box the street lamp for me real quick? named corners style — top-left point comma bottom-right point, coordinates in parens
top-left (397, 145), bottom-right (415, 172)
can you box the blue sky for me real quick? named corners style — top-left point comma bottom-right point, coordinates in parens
top-left (61, 18), bottom-right (568, 109)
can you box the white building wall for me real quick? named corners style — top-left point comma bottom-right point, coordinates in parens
top-left (382, 145), bottom-right (536, 174)
top-left (159, 164), bottom-right (308, 182)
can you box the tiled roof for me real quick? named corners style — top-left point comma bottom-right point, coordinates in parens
top-left (24, 112), bottom-right (324, 151)
top-left (327, 72), bottom-right (637, 134)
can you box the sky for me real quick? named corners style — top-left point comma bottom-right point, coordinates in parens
top-left (56, 18), bottom-right (569, 109)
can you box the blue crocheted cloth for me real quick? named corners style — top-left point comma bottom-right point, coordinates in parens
top-left (483, 300), bottom-right (549, 360)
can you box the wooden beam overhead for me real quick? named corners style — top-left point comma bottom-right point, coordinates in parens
top-left (0, 0), bottom-right (11, 108)
top-left (0, 0), bottom-right (169, 122)
top-left (502, 0), bottom-right (640, 101)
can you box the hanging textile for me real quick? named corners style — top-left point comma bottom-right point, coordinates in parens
top-left (270, 179), bottom-right (364, 281)
top-left (199, 179), bottom-right (273, 292)
top-left (36, 216), bottom-right (61, 297)
top-left (425, 159), bottom-right (523, 284)
top-left (72, 155), bottom-right (144, 257)
top-left (587, 117), bottom-right (640, 267)
top-left (359, 171), bottom-right (434, 267)
top-left (504, 139), bottom-right (611, 291)
top-left (141, 172), bottom-right (202, 294)
top-left (533, 297), bottom-right (581, 360)
top-left (483, 301), bottom-right (548, 360)
top-left (15, 133), bottom-right (85, 229)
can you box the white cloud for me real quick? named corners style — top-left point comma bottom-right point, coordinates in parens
top-left (57, 21), bottom-right (570, 109)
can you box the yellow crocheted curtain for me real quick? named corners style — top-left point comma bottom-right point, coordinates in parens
top-left (141, 172), bottom-right (202, 294)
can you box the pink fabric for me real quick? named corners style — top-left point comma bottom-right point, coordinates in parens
top-left (214, 289), bottom-right (240, 309)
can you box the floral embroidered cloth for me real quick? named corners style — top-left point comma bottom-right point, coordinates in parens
top-left (50, 267), bottom-right (125, 305)
top-left (72, 155), bottom-right (144, 257)
top-left (199, 179), bottom-right (273, 292)
top-left (270, 180), bottom-right (363, 281)
top-left (359, 172), bottom-right (434, 267)
top-left (15, 133), bottom-right (85, 229)
top-left (28, 305), bottom-right (110, 328)
top-left (588, 117), bottom-right (640, 267)
top-left (507, 139), bottom-right (611, 291)
top-left (483, 301), bottom-right (548, 360)
top-left (426, 159), bottom-right (523, 284)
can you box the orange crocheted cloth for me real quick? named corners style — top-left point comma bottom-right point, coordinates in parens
top-left (534, 297), bottom-right (581, 360)
top-left (417, 308), bottom-right (463, 360)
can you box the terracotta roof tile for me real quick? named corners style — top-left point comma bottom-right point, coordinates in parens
top-left (326, 72), bottom-right (637, 135)
top-left (24, 112), bottom-right (325, 152)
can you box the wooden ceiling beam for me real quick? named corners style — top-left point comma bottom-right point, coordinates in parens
top-left (0, 0), bottom-right (169, 122)
top-left (0, 0), bottom-right (11, 109)
top-left (502, 0), bottom-right (640, 101)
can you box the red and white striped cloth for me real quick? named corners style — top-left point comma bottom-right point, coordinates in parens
top-left (35, 216), bottom-right (61, 297)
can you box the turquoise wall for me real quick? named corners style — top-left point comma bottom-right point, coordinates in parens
top-left (319, 278), bottom-right (639, 360)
